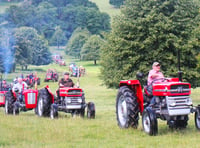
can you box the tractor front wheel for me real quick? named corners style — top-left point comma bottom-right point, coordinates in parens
top-left (142, 108), bottom-right (158, 136)
top-left (5, 91), bottom-right (15, 114)
top-left (50, 104), bottom-right (58, 119)
top-left (116, 86), bottom-right (139, 128)
top-left (195, 106), bottom-right (200, 130)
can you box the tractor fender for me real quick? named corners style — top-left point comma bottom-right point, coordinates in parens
top-left (44, 85), bottom-right (54, 103)
top-left (119, 80), bottom-right (144, 113)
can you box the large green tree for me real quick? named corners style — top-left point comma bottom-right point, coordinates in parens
top-left (101, 0), bottom-right (200, 88)
top-left (81, 35), bottom-right (104, 65)
top-left (14, 27), bottom-right (51, 69)
top-left (65, 28), bottom-right (91, 59)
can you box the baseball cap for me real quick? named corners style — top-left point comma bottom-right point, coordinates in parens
top-left (64, 72), bottom-right (70, 75)
top-left (152, 62), bottom-right (160, 67)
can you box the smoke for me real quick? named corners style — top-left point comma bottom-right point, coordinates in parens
top-left (0, 28), bottom-right (15, 76)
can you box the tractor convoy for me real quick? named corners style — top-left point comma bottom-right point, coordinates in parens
top-left (1, 68), bottom-right (95, 120)
top-left (1, 56), bottom-right (200, 136)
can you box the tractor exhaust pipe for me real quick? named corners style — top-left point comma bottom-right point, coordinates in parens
top-left (178, 49), bottom-right (182, 82)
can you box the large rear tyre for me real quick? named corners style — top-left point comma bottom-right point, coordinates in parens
top-left (142, 108), bottom-right (158, 136)
top-left (195, 106), bottom-right (200, 130)
top-left (116, 86), bottom-right (139, 128)
top-left (37, 88), bottom-right (52, 117)
top-left (5, 91), bottom-right (15, 114)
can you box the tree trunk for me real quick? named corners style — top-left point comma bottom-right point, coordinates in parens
top-left (94, 60), bottom-right (97, 65)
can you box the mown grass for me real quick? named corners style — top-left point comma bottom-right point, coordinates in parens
top-left (1, 49), bottom-right (200, 147)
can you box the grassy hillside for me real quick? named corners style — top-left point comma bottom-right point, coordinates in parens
top-left (0, 2), bottom-right (19, 14)
top-left (89, 0), bottom-right (120, 20)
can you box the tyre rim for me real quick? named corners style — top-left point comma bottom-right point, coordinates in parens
top-left (5, 100), bottom-right (8, 114)
top-left (50, 108), bottom-right (54, 119)
top-left (196, 112), bottom-right (200, 128)
top-left (38, 98), bottom-right (43, 116)
top-left (118, 96), bottom-right (127, 127)
top-left (143, 113), bottom-right (150, 133)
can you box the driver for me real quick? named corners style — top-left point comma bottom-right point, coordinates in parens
top-left (147, 62), bottom-right (164, 105)
top-left (147, 62), bottom-right (164, 85)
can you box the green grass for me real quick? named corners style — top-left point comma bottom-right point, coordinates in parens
top-left (1, 51), bottom-right (200, 147)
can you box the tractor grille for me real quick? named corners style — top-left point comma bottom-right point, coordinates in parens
top-left (27, 93), bottom-right (36, 104)
top-left (67, 89), bottom-right (82, 95)
top-left (0, 94), bottom-right (4, 103)
top-left (166, 96), bottom-right (192, 116)
top-left (65, 97), bottom-right (82, 105)
top-left (169, 84), bottom-right (190, 94)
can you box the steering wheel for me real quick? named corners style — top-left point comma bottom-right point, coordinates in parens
top-left (150, 78), bottom-right (169, 85)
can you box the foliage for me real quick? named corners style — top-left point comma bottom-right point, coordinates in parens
top-left (49, 26), bottom-right (67, 47)
top-left (14, 27), bottom-right (51, 67)
top-left (4, 0), bottom-right (110, 43)
top-left (81, 35), bottom-right (104, 64)
top-left (101, 0), bottom-right (200, 88)
top-left (109, 0), bottom-right (124, 8)
top-left (65, 28), bottom-right (91, 59)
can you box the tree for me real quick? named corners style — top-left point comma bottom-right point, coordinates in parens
top-left (65, 28), bottom-right (91, 59)
top-left (101, 0), bottom-right (200, 88)
top-left (109, 0), bottom-right (124, 8)
top-left (81, 35), bottom-right (104, 65)
top-left (14, 27), bottom-right (51, 69)
top-left (49, 26), bottom-right (67, 48)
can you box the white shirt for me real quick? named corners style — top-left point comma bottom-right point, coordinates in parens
top-left (12, 82), bottom-right (28, 93)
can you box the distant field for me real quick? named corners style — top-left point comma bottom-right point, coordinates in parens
top-left (0, 2), bottom-right (19, 13)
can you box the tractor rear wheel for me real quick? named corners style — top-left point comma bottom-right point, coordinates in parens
top-left (37, 88), bottom-right (52, 117)
top-left (142, 108), bottom-right (158, 136)
top-left (116, 86), bottom-right (139, 128)
top-left (5, 91), bottom-right (15, 114)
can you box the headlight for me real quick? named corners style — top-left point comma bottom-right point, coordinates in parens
top-left (77, 98), bottom-right (82, 103)
top-left (66, 99), bottom-right (71, 103)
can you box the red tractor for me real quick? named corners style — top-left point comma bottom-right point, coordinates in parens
top-left (4, 88), bottom-right (38, 115)
top-left (35, 86), bottom-right (95, 119)
top-left (116, 62), bottom-right (200, 136)
top-left (44, 69), bottom-right (59, 82)
top-left (0, 91), bottom-right (6, 107)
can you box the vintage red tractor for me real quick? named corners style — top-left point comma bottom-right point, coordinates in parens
top-left (35, 86), bottom-right (95, 119)
top-left (4, 88), bottom-right (38, 115)
top-left (0, 91), bottom-right (6, 107)
top-left (116, 65), bottom-right (200, 136)
top-left (44, 69), bottom-right (59, 82)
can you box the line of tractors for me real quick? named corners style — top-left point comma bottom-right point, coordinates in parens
top-left (0, 72), bottom-right (95, 120)
top-left (1, 57), bottom-right (200, 136)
